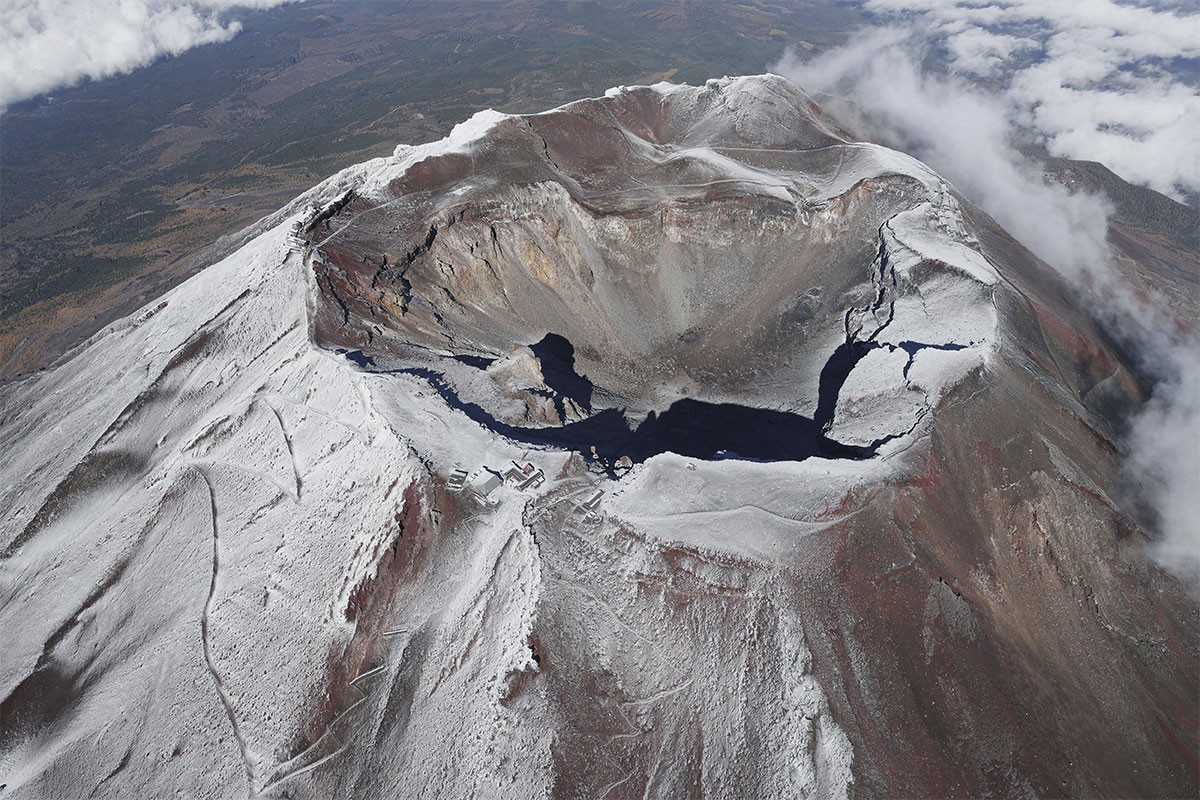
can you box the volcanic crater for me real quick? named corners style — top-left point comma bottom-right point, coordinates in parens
top-left (304, 76), bottom-right (985, 465)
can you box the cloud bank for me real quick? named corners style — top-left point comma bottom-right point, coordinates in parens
top-left (1128, 345), bottom-right (1200, 587)
top-left (776, 28), bottom-right (1113, 277)
top-left (0, 0), bottom-right (301, 110)
top-left (773, 10), bottom-right (1200, 586)
top-left (862, 0), bottom-right (1200, 202)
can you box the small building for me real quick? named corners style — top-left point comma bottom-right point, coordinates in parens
top-left (469, 469), bottom-right (503, 498)
top-left (577, 488), bottom-right (605, 521)
top-left (505, 461), bottom-right (545, 490)
top-left (286, 221), bottom-right (308, 253)
top-left (581, 489), bottom-right (604, 512)
top-left (504, 461), bottom-right (531, 485)
top-left (447, 468), bottom-right (469, 492)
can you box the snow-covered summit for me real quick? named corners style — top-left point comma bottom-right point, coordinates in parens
top-left (2, 76), bottom-right (1189, 800)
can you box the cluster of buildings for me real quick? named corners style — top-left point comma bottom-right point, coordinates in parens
top-left (446, 458), bottom-right (606, 520)
top-left (286, 223), bottom-right (307, 253)
top-left (447, 460), bottom-right (546, 506)
top-left (579, 488), bottom-right (604, 520)
top-left (287, 203), bottom-right (324, 254)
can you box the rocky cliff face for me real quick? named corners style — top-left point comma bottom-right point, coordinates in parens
top-left (1, 76), bottom-right (1195, 799)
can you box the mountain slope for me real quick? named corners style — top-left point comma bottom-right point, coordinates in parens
top-left (1, 75), bottom-right (1195, 799)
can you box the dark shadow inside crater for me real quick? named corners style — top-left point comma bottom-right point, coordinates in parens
top-left (529, 333), bottom-right (593, 413)
top-left (344, 325), bottom-right (968, 466)
top-left (393, 366), bottom-right (870, 465)
top-left (632, 399), bottom-right (868, 462)
top-left (814, 338), bottom-right (968, 434)
top-left (815, 339), bottom-right (876, 434)
top-left (451, 353), bottom-right (495, 369)
top-left (358, 327), bottom-right (877, 466)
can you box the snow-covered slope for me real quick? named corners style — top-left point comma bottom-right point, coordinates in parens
top-left (0, 220), bottom-right (415, 794)
top-left (1, 75), bottom-right (1195, 799)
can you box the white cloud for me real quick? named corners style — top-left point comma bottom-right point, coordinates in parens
top-left (0, 0), bottom-right (302, 110)
top-left (775, 29), bottom-right (1113, 275)
top-left (944, 28), bottom-right (1037, 76)
top-left (773, 19), bottom-right (1200, 588)
top-left (1127, 345), bottom-right (1200, 588)
top-left (858, 0), bottom-right (1200, 200)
